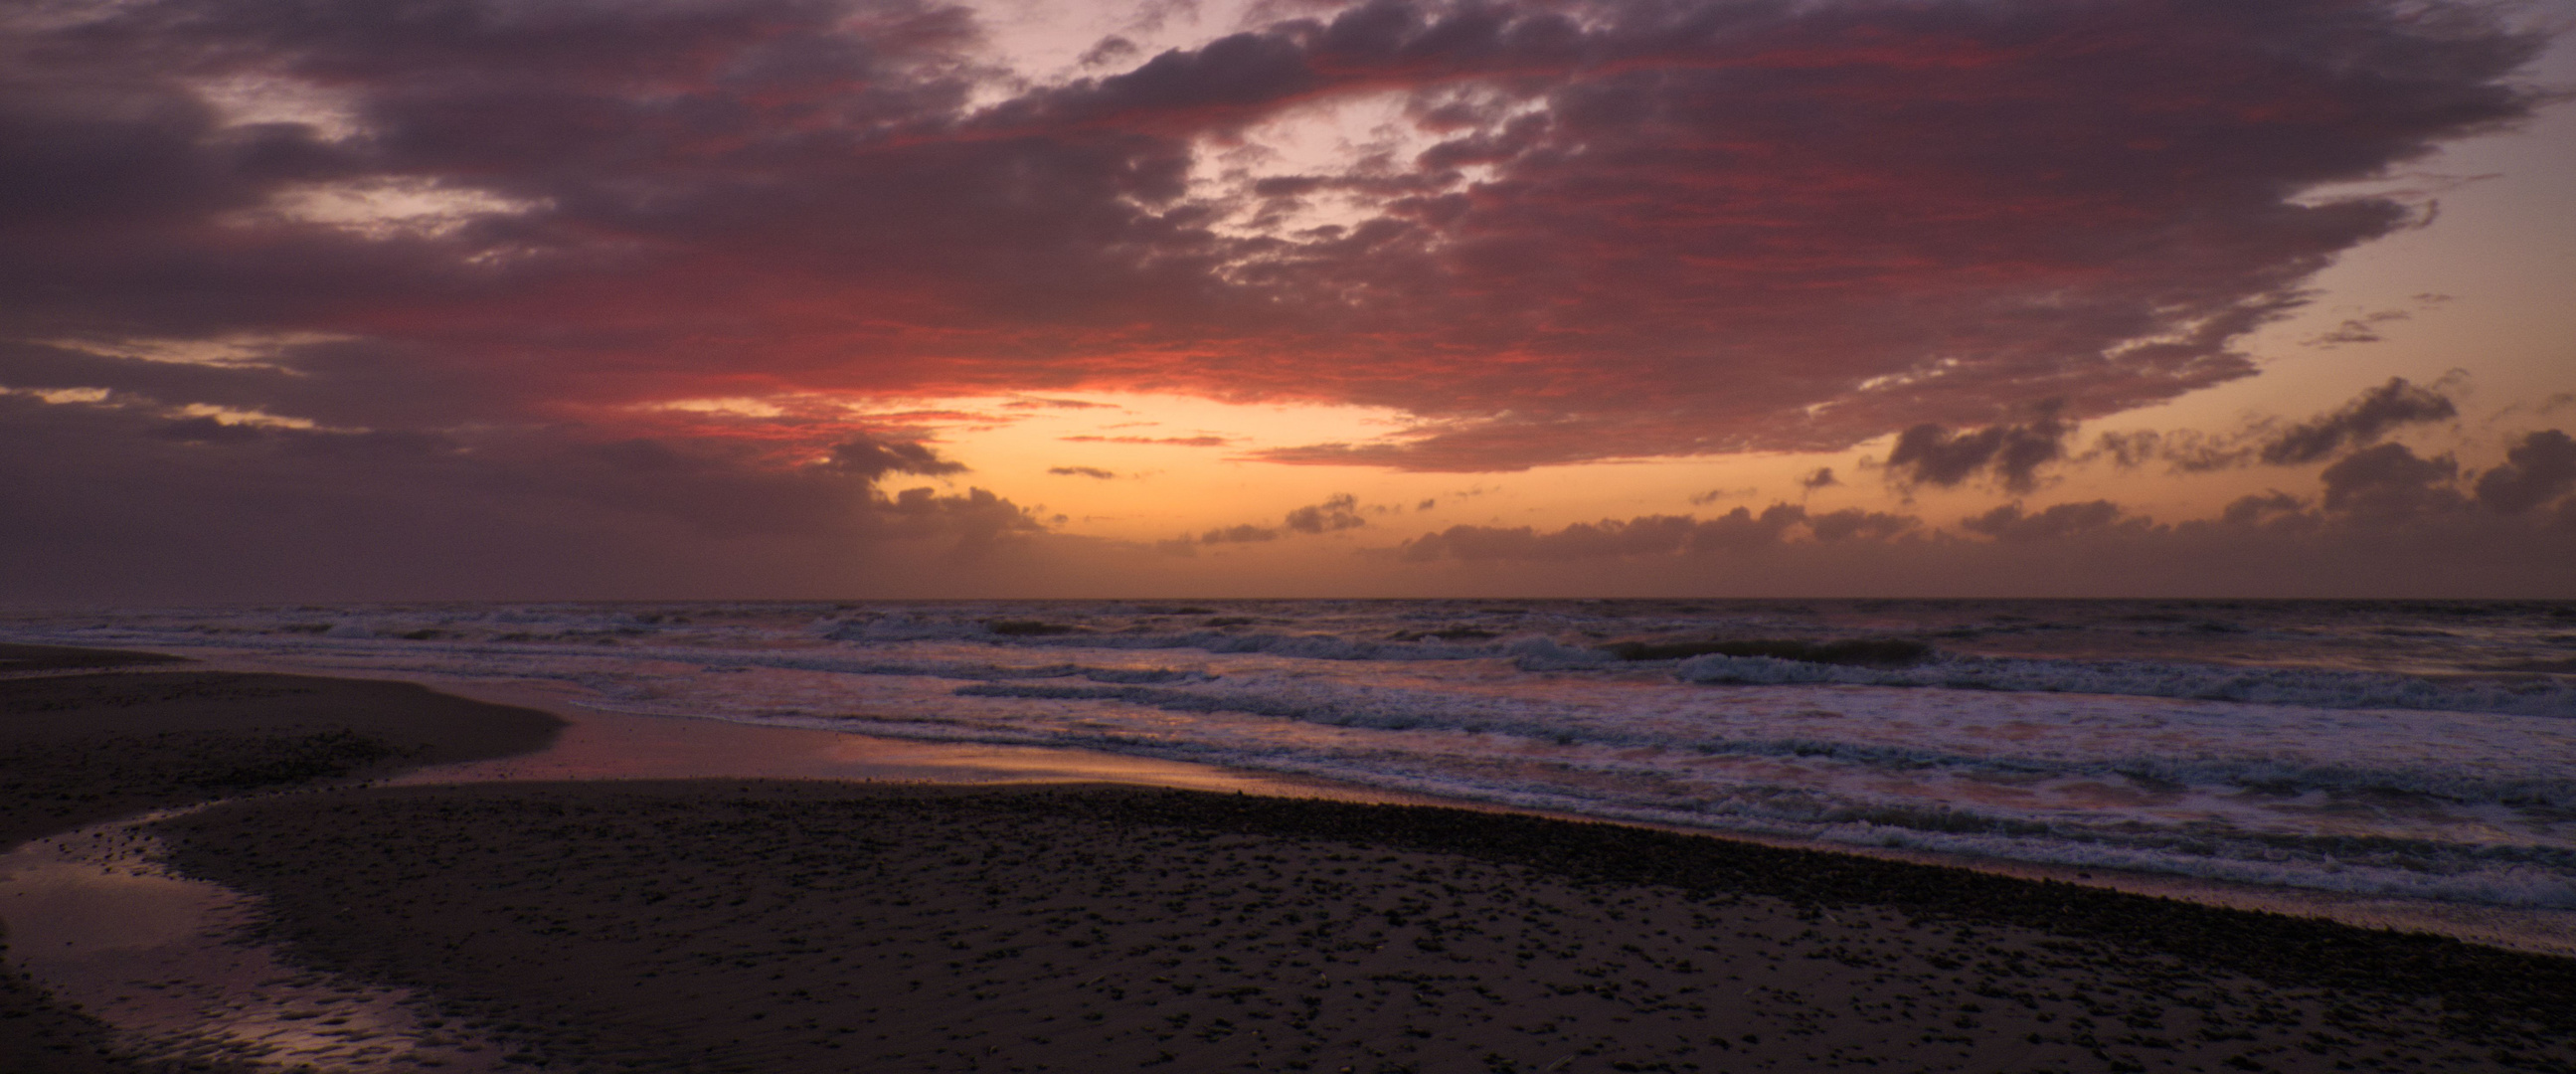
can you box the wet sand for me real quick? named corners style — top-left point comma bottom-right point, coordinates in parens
top-left (155, 781), bottom-right (2576, 1074)
top-left (8, 647), bottom-right (2576, 1072)
top-left (1, 648), bottom-right (562, 1074)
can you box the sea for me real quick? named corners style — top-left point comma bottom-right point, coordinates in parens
top-left (8, 599), bottom-right (2575, 911)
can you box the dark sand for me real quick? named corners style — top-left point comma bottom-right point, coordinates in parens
top-left (1, 648), bottom-right (562, 1074)
top-left (8, 644), bottom-right (2575, 1073)
top-left (158, 783), bottom-right (2576, 1073)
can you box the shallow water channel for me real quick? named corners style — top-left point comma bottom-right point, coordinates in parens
top-left (0, 806), bottom-right (510, 1071)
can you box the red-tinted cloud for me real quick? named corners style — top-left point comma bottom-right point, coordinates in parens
top-left (0, 0), bottom-right (2556, 595)
top-left (3, 0), bottom-right (2548, 450)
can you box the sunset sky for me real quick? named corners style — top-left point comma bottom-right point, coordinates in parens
top-left (4, 0), bottom-right (2572, 600)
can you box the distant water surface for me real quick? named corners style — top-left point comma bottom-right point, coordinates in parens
top-left (8, 599), bottom-right (2574, 909)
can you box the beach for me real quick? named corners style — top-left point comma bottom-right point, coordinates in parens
top-left (0, 646), bottom-right (564, 1072)
top-left (6, 647), bottom-right (2575, 1072)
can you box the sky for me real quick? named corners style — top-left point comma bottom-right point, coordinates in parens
top-left (3, 0), bottom-right (2572, 601)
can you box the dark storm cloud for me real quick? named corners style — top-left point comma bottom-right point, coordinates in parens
top-left (2259, 377), bottom-right (2459, 465)
top-left (1883, 407), bottom-right (2074, 493)
top-left (2473, 430), bottom-right (2576, 515)
top-left (0, 0), bottom-right (2555, 595)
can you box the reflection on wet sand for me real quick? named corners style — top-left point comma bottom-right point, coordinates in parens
top-left (2, 687), bottom-right (1440, 1071)
top-left (0, 813), bottom-right (507, 1072)
top-left (386, 692), bottom-right (1431, 803)
top-left (9, 678), bottom-right (2576, 1072)
top-left (406, 693), bottom-right (2576, 959)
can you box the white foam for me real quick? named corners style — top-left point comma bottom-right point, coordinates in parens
top-left (12, 601), bottom-right (2576, 911)
top-left (1675, 651), bottom-right (2576, 717)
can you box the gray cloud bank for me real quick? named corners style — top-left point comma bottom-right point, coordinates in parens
top-left (1392, 429), bottom-right (2576, 595)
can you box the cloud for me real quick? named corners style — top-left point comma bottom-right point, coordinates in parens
top-left (2085, 375), bottom-right (2466, 475)
top-left (1805, 508), bottom-right (1918, 543)
top-left (1395, 498), bottom-right (2149, 562)
top-left (2300, 310), bottom-right (2410, 349)
top-left (2219, 490), bottom-right (2312, 530)
top-left (825, 435), bottom-right (969, 481)
top-left (1399, 503), bottom-right (1835, 561)
top-left (1060, 436), bottom-right (1232, 448)
top-left (1883, 406), bottom-right (2074, 492)
top-left (1199, 523), bottom-right (1283, 544)
top-left (1402, 515), bottom-right (1699, 562)
top-left (1168, 492), bottom-right (1367, 551)
top-left (1799, 467), bottom-right (1839, 492)
top-left (2318, 443), bottom-right (2464, 519)
top-left (2474, 430), bottom-right (2576, 515)
top-left (1958, 500), bottom-right (2137, 543)
top-left (0, 0), bottom-right (2545, 486)
top-left (1373, 500), bottom-right (2573, 596)
top-left (1047, 465), bottom-right (1118, 479)
top-left (1686, 487), bottom-right (1756, 506)
top-left (0, 392), bottom-right (1047, 601)
top-left (2089, 428), bottom-right (2255, 473)
top-left (0, 0), bottom-right (2558, 596)
top-left (2259, 377), bottom-right (2459, 464)
top-left (2091, 431), bottom-right (2164, 470)
top-left (1283, 492), bottom-right (1364, 534)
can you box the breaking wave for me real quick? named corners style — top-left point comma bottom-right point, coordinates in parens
top-left (9, 597), bottom-right (2575, 909)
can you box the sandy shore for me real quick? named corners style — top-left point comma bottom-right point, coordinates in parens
top-left (1, 646), bottom-right (563, 1074)
top-left (151, 781), bottom-right (2576, 1074)
top-left (9, 646), bottom-right (2576, 1073)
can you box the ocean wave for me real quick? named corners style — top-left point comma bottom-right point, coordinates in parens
top-left (1669, 651), bottom-right (2576, 718)
top-left (823, 726), bottom-right (2576, 909)
top-left (948, 679), bottom-right (2576, 807)
top-left (819, 617), bottom-right (1510, 662)
top-left (12, 598), bottom-right (2576, 911)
